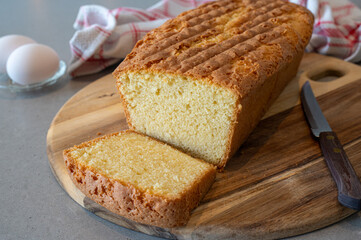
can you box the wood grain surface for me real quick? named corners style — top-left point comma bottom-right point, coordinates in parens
top-left (47, 53), bottom-right (361, 239)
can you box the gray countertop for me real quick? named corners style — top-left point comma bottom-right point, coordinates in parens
top-left (1, 1), bottom-right (360, 239)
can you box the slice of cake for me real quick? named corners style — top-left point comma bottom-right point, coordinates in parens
top-left (63, 130), bottom-right (216, 227)
top-left (113, 0), bottom-right (313, 168)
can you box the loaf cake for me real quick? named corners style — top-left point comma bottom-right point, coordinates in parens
top-left (63, 130), bottom-right (216, 227)
top-left (113, 0), bottom-right (313, 168)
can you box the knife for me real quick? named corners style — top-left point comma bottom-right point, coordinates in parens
top-left (300, 81), bottom-right (361, 210)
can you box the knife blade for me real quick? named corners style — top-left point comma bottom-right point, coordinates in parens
top-left (301, 81), bottom-right (361, 211)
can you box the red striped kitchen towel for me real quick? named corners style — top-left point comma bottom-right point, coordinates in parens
top-left (68, 0), bottom-right (361, 77)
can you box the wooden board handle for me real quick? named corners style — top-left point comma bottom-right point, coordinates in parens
top-left (319, 132), bottom-right (361, 210)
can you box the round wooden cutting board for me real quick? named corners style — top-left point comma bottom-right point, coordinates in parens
top-left (47, 53), bottom-right (361, 240)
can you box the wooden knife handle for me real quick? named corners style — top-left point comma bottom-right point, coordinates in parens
top-left (319, 132), bottom-right (361, 210)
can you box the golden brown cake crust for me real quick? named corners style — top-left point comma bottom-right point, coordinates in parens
top-left (113, 0), bottom-right (313, 169)
top-left (63, 131), bottom-right (216, 228)
top-left (113, 0), bottom-right (313, 97)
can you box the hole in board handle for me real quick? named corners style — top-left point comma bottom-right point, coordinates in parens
top-left (308, 69), bottom-right (344, 82)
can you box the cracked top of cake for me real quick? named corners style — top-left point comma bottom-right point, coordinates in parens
top-left (113, 0), bottom-right (313, 97)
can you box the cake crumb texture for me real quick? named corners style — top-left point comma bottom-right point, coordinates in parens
top-left (113, 0), bottom-right (313, 168)
top-left (64, 131), bottom-right (216, 227)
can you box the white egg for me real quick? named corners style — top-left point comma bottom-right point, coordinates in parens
top-left (0, 35), bottom-right (36, 73)
top-left (6, 43), bottom-right (60, 85)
